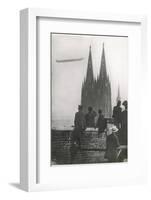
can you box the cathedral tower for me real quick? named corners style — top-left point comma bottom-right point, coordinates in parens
top-left (81, 44), bottom-right (112, 118)
top-left (97, 43), bottom-right (112, 117)
top-left (81, 46), bottom-right (95, 113)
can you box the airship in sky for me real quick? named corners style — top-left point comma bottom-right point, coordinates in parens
top-left (56, 57), bottom-right (84, 63)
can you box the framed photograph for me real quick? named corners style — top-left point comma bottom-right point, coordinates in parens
top-left (20, 8), bottom-right (147, 191)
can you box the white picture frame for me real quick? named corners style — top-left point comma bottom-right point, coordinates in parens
top-left (20, 8), bottom-right (147, 191)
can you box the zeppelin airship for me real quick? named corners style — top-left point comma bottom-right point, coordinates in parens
top-left (56, 57), bottom-right (84, 63)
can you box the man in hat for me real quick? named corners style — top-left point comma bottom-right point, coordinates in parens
top-left (120, 100), bottom-right (128, 145)
top-left (72, 105), bottom-right (86, 147)
top-left (112, 100), bottom-right (122, 129)
top-left (105, 125), bottom-right (120, 162)
top-left (70, 105), bottom-right (86, 163)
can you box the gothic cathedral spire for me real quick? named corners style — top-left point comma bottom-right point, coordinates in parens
top-left (81, 43), bottom-right (112, 118)
top-left (116, 85), bottom-right (121, 103)
top-left (85, 45), bottom-right (94, 83)
top-left (99, 43), bottom-right (107, 80)
top-left (81, 46), bottom-right (95, 113)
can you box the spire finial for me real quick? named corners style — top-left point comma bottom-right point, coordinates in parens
top-left (85, 44), bottom-right (94, 83)
top-left (116, 84), bottom-right (121, 103)
top-left (103, 42), bottom-right (104, 48)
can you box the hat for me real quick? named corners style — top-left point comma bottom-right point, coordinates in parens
top-left (111, 126), bottom-right (119, 133)
top-left (107, 125), bottom-right (118, 135)
top-left (78, 105), bottom-right (83, 110)
top-left (122, 100), bottom-right (127, 107)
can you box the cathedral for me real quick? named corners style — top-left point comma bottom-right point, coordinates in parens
top-left (81, 44), bottom-right (112, 118)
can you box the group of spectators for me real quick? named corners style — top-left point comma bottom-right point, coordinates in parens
top-left (73, 105), bottom-right (106, 146)
top-left (72, 100), bottom-right (128, 162)
top-left (105, 100), bottom-right (128, 162)
top-left (112, 100), bottom-right (128, 145)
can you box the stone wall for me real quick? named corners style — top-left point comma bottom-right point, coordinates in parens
top-left (51, 129), bottom-right (107, 165)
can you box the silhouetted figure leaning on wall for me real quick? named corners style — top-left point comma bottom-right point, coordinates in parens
top-left (72, 105), bottom-right (86, 147)
top-left (112, 100), bottom-right (122, 129)
top-left (85, 106), bottom-right (97, 128)
top-left (96, 109), bottom-right (107, 137)
top-left (70, 105), bottom-right (86, 163)
top-left (119, 100), bottom-right (128, 145)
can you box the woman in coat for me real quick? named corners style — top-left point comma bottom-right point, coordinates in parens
top-left (105, 125), bottom-right (120, 162)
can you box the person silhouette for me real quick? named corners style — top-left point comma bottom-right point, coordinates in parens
top-left (72, 105), bottom-right (86, 147)
top-left (85, 106), bottom-right (97, 128)
top-left (96, 109), bottom-right (107, 137)
top-left (105, 125), bottom-right (120, 162)
top-left (120, 100), bottom-right (128, 145)
top-left (112, 100), bottom-right (122, 129)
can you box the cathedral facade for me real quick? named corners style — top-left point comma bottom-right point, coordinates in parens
top-left (81, 44), bottom-right (112, 118)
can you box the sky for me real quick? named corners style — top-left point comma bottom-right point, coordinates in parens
top-left (51, 33), bottom-right (128, 120)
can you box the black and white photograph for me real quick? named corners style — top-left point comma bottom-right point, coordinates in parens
top-left (51, 33), bottom-right (128, 165)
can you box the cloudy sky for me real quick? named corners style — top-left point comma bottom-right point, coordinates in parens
top-left (51, 33), bottom-right (128, 120)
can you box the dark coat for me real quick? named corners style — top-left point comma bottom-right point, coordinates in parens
top-left (73, 111), bottom-right (86, 141)
top-left (112, 106), bottom-right (122, 123)
top-left (119, 109), bottom-right (128, 145)
top-left (74, 111), bottom-right (86, 130)
top-left (105, 133), bottom-right (120, 162)
top-left (96, 114), bottom-right (107, 133)
top-left (85, 111), bottom-right (97, 128)
top-left (121, 110), bottom-right (127, 131)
